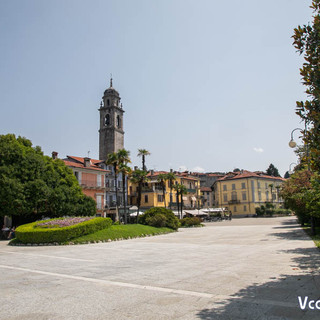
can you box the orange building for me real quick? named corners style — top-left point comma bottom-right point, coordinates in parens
top-left (62, 155), bottom-right (109, 216)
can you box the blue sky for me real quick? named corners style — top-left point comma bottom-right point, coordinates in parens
top-left (0, 0), bottom-right (312, 176)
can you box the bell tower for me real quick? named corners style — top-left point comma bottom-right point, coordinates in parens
top-left (99, 78), bottom-right (125, 160)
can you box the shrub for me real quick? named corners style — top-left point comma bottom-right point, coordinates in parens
top-left (15, 217), bottom-right (112, 244)
top-left (180, 217), bottom-right (202, 227)
top-left (146, 214), bottom-right (167, 228)
top-left (139, 207), bottom-right (180, 230)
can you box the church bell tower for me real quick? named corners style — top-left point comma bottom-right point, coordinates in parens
top-left (99, 78), bottom-right (125, 160)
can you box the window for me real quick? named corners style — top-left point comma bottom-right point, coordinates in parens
top-left (234, 206), bottom-right (237, 212)
top-left (144, 195), bottom-right (148, 203)
top-left (231, 191), bottom-right (237, 201)
top-left (241, 182), bottom-right (246, 189)
top-left (97, 175), bottom-right (102, 187)
top-left (74, 171), bottom-right (79, 181)
top-left (244, 205), bottom-right (247, 212)
top-left (266, 191), bottom-right (269, 200)
top-left (106, 179), bottom-right (109, 187)
top-left (258, 191), bottom-right (261, 201)
top-left (105, 114), bottom-right (110, 126)
top-left (107, 99), bottom-right (110, 106)
top-left (257, 182), bottom-right (261, 189)
top-left (272, 193), bottom-right (276, 200)
top-left (223, 194), bottom-right (228, 202)
top-left (265, 183), bottom-right (268, 189)
top-left (117, 115), bottom-right (121, 128)
top-left (242, 192), bottom-right (247, 200)
top-left (129, 186), bottom-right (132, 193)
top-left (157, 195), bottom-right (164, 202)
top-left (96, 195), bottom-right (102, 210)
top-left (223, 185), bottom-right (227, 191)
top-left (232, 184), bottom-right (236, 190)
top-left (118, 181), bottom-right (121, 188)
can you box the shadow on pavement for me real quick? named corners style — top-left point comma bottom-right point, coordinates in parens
top-left (196, 223), bottom-right (320, 320)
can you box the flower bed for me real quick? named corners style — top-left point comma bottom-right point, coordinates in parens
top-left (36, 217), bottom-right (94, 228)
top-left (15, 217), bottom-right (112, 244)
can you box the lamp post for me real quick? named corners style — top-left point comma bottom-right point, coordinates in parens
top-left (289, 162), bottom-right (297, 174)
top-left (288, 128), bottom-right (303, 148)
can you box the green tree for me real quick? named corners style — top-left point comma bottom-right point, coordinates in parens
top-left (106, 152), bottom-right (120, 221)
top-left (130, 169), bottom-right (149, 223)
top-left (179, 184), bottom-right (188, 218)
top-left (280, 168), bottom-right (313, 227)
top-left (118, 163), bottom-right (132, 224)
top-left (157, 173), bottom-right (168, 208)
top-left (117, 149), bottom-right (131, 223)
top-left (0, 134), bottom-right (96, 224)
top-left (266, 164), bottom-right (281, 177)
top-left (292, 0), bottom-right (320, 171)
top-left (137, 149), bottom-right (150, 171)
top-left (166, 172), bottom-right (176, 210)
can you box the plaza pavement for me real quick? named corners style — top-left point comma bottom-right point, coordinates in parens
top-left (0, 216), bottom-right (319, 320)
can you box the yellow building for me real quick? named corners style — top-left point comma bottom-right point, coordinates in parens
top-left (212, 170), bottom-right (286, 216)
top-left (128, 170), bottom-right (200, 210)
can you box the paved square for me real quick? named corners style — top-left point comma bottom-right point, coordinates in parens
top-left (0, 217), bottom-right (319, 319)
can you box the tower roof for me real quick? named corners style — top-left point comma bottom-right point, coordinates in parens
top-left (104, 77), bottom-right (120, 97)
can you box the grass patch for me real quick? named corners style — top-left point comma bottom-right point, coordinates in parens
top-left (302, 225), bottom-right (320, 249)
top-left (67, 224), bottom-right (173, 244)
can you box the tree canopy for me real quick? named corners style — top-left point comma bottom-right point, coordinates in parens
top-left (293, 0), bottom-right (320, 171)
top-left (0, 134), bottom-right (96, 223)
top-left (266, 163), bottom-right (281, 177)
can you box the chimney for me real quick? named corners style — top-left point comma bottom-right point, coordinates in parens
top-left (151, 170), bottom-right (154, 175)
top-left (52, 151), bottom-right (58, 160)
top-left (84, 157), bottom-right (91, 167)
top-left (170, 169), bottom-right (173, 173)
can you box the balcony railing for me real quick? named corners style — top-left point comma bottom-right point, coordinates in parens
top-left (79, 180), bottom-right (106, 190)
top-left (228, 199), bottom-right (240, 204)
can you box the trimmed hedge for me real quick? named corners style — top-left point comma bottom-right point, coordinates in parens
top-left (180, 217), bottom-right (202, 227)
top-left (15, 217), bottom-right (112, 244)
top-left (139, 207), bottom-right (180, 230)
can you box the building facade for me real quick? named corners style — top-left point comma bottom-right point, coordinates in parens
top-left (62, 155), bottom-right (109, 216)
top-left (212, 170), bottom-right (286, 216)
top-left (128, 171), bottom-right (200, 211)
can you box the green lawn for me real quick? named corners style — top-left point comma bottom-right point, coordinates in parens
top-left (67, 224), bottom-right (174, 244)
top-left (303, 226), bottom-right (320, 249)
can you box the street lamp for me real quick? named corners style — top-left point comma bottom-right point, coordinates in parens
top-left (289, 128), bottom-right (303, 148)
top-left (289, 162), bottom-right (297, 174)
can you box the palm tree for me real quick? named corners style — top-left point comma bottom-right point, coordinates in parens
top-left (179, 184), bottom-right (188, 219)
top-left (118, 163), bottom-right (132, 224)
top-left (130, 169), bottom-right (149, 223)
top-left (106, 152), bottom-right (120, 221)
top-left (173, 184), bottom-right (180, 218)
top-left (117, 149), bottom-right (131, 223)
top-left (157, 173), bottom-right (168, 208)
top-left (137, 149), bottom-right (150, 171)
top-left (166, 172), bottom-right (176, 210)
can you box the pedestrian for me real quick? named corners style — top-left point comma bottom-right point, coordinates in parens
top-left (7, 226), bottom-right (16, 240)
top-left (229, 211), bottom-right (232, 221)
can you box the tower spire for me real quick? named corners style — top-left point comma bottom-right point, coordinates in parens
top-left (110, 74), bottom-right (113, 87)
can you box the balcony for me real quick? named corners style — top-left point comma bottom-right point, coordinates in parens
top-left (228, 199), bottom-right (240, 204)
top-left (80, 180), bottom-right (106, 190)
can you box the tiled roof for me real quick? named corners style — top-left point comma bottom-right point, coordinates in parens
top-left (201, 187), bottom-right (212, 192)
top-left (217, 170), bottom-right (286, 182)
top-left (63, 156), bottom-right (108, 172)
